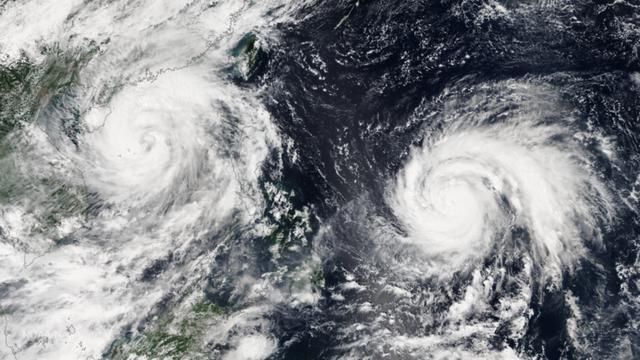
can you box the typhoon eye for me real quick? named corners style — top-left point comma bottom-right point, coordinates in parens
top-left (79, 71), bottom-right (210, 210)
top-left (1, 0), bottom-right (639, 359)
top-left (388, 88), bottom-right (616, 279)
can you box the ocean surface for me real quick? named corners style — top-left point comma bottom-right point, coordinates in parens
top-left (0, 0), bottom-right (639, 359)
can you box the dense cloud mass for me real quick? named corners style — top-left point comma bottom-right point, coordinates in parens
top-left (0, 0), bottom-right (639, 359)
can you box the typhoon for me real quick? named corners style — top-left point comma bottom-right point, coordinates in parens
top-left (0, 1), bottom-right (311, 359)
top-left (1, 0), bottom-right (640, 360)
top-left (390, 83), bottom-right (615, 277)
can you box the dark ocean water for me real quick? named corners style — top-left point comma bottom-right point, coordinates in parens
top-left (245, 0), bottom-right (640, 358)
top-left (1, 1), bottom-right (639, 359)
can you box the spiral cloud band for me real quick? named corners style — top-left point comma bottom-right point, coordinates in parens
top-left (81, 71), bottom-right (211, 209)
top-left (389, 88), bottom-right (615, 278)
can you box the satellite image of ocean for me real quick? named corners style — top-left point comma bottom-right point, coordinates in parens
top-left (0, 0), bottom-right (639, 359)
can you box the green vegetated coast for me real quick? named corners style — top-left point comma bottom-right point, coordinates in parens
top-left (0, 46), bottom-right (94, 240)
